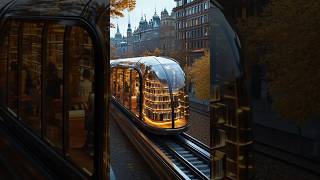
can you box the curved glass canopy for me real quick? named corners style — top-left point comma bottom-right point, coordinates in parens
top-left (111, 56), bottom-right (189, 130)
top-left (210, 4), bottom-right (242, 87)
top-left (209, 1), bottom-right (252, 179)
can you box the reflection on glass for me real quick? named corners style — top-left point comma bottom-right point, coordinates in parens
top-left (210, 4), bottom-right (252, 180)
top-left (0, 33), bottom-right (8, 107)
top-left (111, 69), bottom-right (116, 97)
top-left (7, 21), bottom-right (19, 115)
top-left (20, 23), bottom-right (43, 134)
top-left (123, 69), bottom-right (130, 109)
top-left (143, 66), bottom-right (172, 124)
top-left (45, 24), bottom-right (64, 150)
top-left (68, 27), bottom-right (94, 174)
top-left (116, 69), bottom-right (123, 102)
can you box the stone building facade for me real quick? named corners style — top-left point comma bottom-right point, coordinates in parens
top-left (110, 24), bottom-right (128, 58)
top-left (173, 0), bottom-right (211, 66)
top-left (132, 11), bottom-right (161, 55)
top-left (111, 9), bottom-right (176, 58)
top-left (159, 9), bottom-right (176, 56)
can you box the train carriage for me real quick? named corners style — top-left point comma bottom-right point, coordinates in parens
top-left (110, 56), bottom-right (190, 135)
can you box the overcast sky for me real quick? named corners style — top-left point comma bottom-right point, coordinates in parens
top-left (110, 0), bottom-right (176, 37)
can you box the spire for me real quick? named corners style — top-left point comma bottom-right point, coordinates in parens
top-left (117, 23), bottom-right (120, 33)
top-left (128, 14), bottom-right (131, 24)
top-left (128, 14), bottom-right (131, 28)
top-left (115, 23), bottom-right (122, 39)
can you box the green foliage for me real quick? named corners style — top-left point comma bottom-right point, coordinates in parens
top-left (240, 0), bottom-right (320, 126)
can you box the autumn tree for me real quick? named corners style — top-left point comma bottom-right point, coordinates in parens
top-left (190, 50), bottom-right (210, 100)
top-left (110, 0), bottom-right (136, 18)
top-left (240, 0), bottom-right (320, 136)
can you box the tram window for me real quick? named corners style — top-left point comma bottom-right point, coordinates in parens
top-left (68, 27), bottom-right (94, 174)
top-left (20, 23), bottom-right (43, 135)
top-left (143, 64), bottom-right (172, 123)
top-left (116, 68), bottom-right (123, 102)
top-left (7, 21), bottom-right (19, 115)
top-left (123, 68), bottom-right (130, 109)
top-left (113, 68), bottom-right (118, 97)
top-left (0, 32), bottom-right (8, 107)
top-left (111, 68), bottom-right (116, 96)
top-left (161, 62), bottom-right (188, 128)
top-left (130, 70), bottom-right (140, 116)
top-left (45, 24), bottom-right (64, 150)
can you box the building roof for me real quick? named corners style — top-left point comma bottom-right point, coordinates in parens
top-left (0, 0), bottom-right (108, 23)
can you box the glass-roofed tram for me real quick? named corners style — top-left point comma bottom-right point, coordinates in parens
top-left (110, 56), bottom-right (189, 134)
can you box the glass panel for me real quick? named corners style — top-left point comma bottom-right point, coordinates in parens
top-left (45, 24), bottom-right (64, 151)
top-left (68, 26), bottom-right (94, 174)
top-left (159, 59), bottom-right (188, 129)
top-left (161, 63), bottom-right (185, 92)
top-left (123, 68), bottom-right (130, 109)
top-left (20, 23), bottom-right (43, 134)
top-left (212, 9), bottom-right (241, 85)
top-left (143, 60), bottom-right (172, 128)
top-left (7, 21), bottom-right (19, 115)
top-left (116, 68), bottom-right (123, 101)
top-left (111, 68), bottom-right (116, 96)
top-left (140, 57), bottom-right (169, 85)
top-left (130, 70), bottom-right (140, 116)
top-left (209, 3), bottom-right (252, 179)
top-left (0, 30), bottom-right (8, 107)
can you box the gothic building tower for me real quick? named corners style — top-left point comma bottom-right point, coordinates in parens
top-left (127, 15), bottom-right (133, 54)
top-left (160, 8), bottom-right (176, 56)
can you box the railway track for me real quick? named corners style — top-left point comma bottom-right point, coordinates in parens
top-left (110, 99), bottom-right (211, 180)
top-left (151, 134), bottom-right (210, 180)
